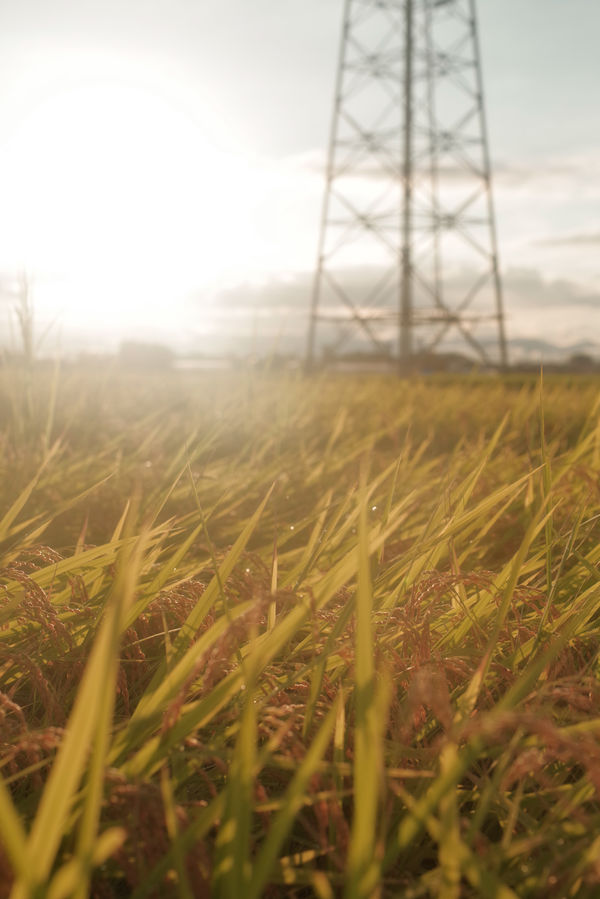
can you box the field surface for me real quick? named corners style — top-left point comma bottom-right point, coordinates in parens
top-left (1, 365), bottom-right (600, 898)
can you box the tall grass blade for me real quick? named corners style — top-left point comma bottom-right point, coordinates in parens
top-left (10, 527), bottom-right (147, 896)
top-left (212, 668), bottom-right (257, 898)
top-left (345, 466), bottom-right (387, 899)
top-left (0, 439), bottom-right (61, 542)
top-left (0, 777), bottom-right (29, 886)
top-left (247, 695), bottom-right (341, 899)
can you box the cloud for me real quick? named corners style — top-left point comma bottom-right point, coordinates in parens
top-left (494, 152), bottom-right (600, 201)
top-left (195, 263), bottom-right (600, 357)
top-left (503, 267), bottom-right (600, 308)
top-left (209, 273), bottom-right (313, 312)
top-left (532, 231), bottom-right (600, 248)
top-left (211, 263), bottom-right (600, 313)
top-left (295, 147), bottom-right (600, 193)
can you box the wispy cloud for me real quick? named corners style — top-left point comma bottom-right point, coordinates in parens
top-left (494, 153), bottom-right (600, 199)
top-left (532, 230), bottom-right (600, 248)
top-left (197, 263), bottom-right (600, 353)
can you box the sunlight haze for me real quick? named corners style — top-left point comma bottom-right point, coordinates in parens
top-left (0, 0), bottom-right (599, 356)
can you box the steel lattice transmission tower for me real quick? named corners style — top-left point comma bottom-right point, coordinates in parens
top-left (307, 0), bottom-right (508, 368)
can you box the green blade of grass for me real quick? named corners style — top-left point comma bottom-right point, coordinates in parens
top-left (345, 468), bottom-right (388, 899)
top-left (170, 482), bottom-right (274, 654)
top-left (71, 528), bottom-right (148, 899)
top-left (0, 439), bottom-right (61, 542)
top-left (111, 598), bottom-right (254, 770)
top-left (247, 694), bottom-right (341, 899)
top-left (130, 793), bottom-right (226, 899)
top-left (454, 501), bottom-right (559, 722)
top-left (212, 670), bottom-right (257, 898)
top-left (110, 486), bottom-right (273, 765)
top-left (46, 828), bottom-right (126, 899)
top-left (10, 529), bottom-right (147, 896)
top-left (0, 776), bottom-right (30, 887)
top-left (539, 371), bottom-right (554, 595)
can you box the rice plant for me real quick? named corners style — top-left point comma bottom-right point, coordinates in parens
top-left (1, 364), bottom-right (600, 897)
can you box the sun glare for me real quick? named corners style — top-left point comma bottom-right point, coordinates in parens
top-left (0, 82), bottom-right (272, 340)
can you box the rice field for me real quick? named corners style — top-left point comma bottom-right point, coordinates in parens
top-left (1, 361), bottom-right (600, 897)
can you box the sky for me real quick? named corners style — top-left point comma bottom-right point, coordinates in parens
top-left (0, 0), bottom-right (599, 359)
